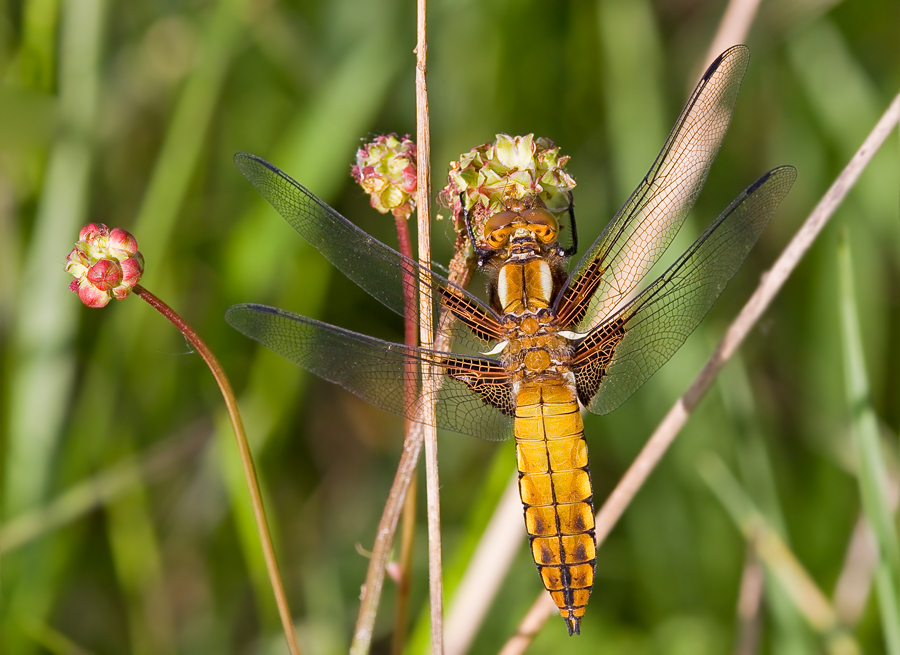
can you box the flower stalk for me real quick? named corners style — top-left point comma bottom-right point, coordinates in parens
top-left (351, 134), bottom-right (423, 654)
top-left (66, 225), bottom-right (302, 655)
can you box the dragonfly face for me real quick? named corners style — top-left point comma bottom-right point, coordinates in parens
top-left (227, 44), bottom-right (796, 636)
top-left (481, 211), bottom-right (565, 317)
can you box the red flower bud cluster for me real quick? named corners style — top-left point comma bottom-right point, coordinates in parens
top-left (65, 223), bottom-right (144, 308)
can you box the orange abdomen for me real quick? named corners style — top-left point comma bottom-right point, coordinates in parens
top-left (515, 382), bottom-right (596, 635)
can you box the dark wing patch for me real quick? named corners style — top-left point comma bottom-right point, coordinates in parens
top-left (437, 286), bottom-right (506, 343)
top-left (554, 257), bottom-right (604, 329)
top-left (443, 355), bottom-right (515, 417)
top-left (570, 317), bottom-right (626, 406)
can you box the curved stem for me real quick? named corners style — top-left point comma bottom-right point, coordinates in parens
top-left (132, 284), bottom-right (302, 655)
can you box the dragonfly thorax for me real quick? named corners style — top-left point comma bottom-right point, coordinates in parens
top-left (497, 256), bottom-right (554, 315)
top-left (504, 332), bottom-right (574, 376)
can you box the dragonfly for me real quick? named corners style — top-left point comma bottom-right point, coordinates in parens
top-left (226, 44), bottom-right (795, 635)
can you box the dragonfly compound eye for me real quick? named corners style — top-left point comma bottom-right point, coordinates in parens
top-left (520, 208), bottom-right (559, 243)
top-left (483, 210), bottom-right (518, 249)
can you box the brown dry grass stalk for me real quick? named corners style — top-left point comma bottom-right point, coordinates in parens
top-left (351, 424), bottom-right (426, 655)
top-left (833, 477), bottom-right (900, 624)
top-left (445, 474), bottom-right (524, 655)
top-left (391, 180), bottom-right (422, 655)
top-left (350, 2), bottom-right (445, 653)
top-left (414, 0), bottom-right (445, 650)
top-left (734, 547), bottom-right (764, 655)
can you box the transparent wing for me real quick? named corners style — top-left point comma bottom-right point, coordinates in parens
top-left (556, 45), bottom-right (751, 332)
top-left (226, 304), bottom-right (515, 441)
top-left (571, 166), bottom-right (796, 415)
top-left (234, 153), bottom-right (503, 351)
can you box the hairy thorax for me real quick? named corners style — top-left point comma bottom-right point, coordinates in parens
top-left (500, 310), bottom-right (575, 388)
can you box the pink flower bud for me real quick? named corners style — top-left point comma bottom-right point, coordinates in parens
top-left (66, 224), bottom-right (144, 307)
top-left (64, 246), bottom-right (91, 279)
top-left (351, 134), bottom-right (418, 219)
top-left (76, 277), bottom-right (112, 308)
top-left (108, 227), bottom-right (139, 256)
top-left (120, 254), bottom-right (144, 288)
top-left (399, 165), bottom-right (416, 193)
top-left (79, 222), bottom-right (108, 242)
top-left (86, 259), bottom-right (123, 291)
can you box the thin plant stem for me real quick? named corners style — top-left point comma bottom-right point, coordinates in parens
top-left (392, 213), bottom-right (420, 655)
top-left (838, 234), bottom-right (900, 654)
top-left (352, 424), bottom-right (425, 655)
top-left (392, 467), bottom-right (418, 655)
top-left (700, 455), bottom-right (861, 654)
top-left (500, 90), bottom-right (900, 655)
top-left (446, 474), bottom-right (524, 655)
top-left (833, 478), bottom-right (900, 625)
top-left (351, 109), bottom-right (452, 655)
top-left (415, 0), bottom-right (444, 650)
top-left (131, 285), bottom-right (302, 655)
top-left (834, 513), bottom-right (882, 624)
top-left (350, 266), bottom-right (471, 654)
top-left (497, 594), bottom-right (557, 655)
top-left (734, 545), bottom-right (764, 655)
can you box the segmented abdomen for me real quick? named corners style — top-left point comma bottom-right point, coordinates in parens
top-left (515, 381), bottom-right (596, 635)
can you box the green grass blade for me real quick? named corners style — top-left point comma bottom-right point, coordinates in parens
top-left (838, 233), bottom-right (900, 654)
top-left (700, 454), bottom-right (861, 655)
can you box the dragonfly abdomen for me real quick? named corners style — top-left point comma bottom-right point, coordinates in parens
top-left (515, 381), bottom-right (596, 636)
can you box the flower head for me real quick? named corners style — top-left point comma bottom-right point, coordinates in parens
top-left (351, 134), bottom-right (418, 219)
top-left (437, 134), bottom-right (576, 246)
top-left (65, 223), bottom-right (144, 308)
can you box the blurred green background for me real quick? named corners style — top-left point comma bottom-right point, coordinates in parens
top-left (1, 0), bottom-right (898, 653)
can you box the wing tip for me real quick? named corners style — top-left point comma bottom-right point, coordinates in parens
top-left (746, 165), bottom-right (798, 196)
top-left (704, 43), bottom-right (750, 83)
top-left (233, 151), bottom-right (267, 171)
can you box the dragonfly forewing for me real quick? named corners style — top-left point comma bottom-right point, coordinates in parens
top-left (557, 44), bottom-right (752, 332)
top-left (233, 153), bottom-right (502, 353)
